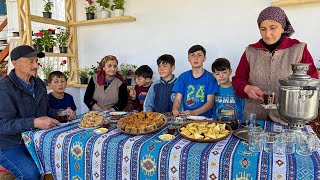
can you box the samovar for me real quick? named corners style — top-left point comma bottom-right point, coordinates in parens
top-left (278, 63), bottom-right (320, 129)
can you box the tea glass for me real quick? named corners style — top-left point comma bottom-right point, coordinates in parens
top-left (244, 113), bottom-right (258, 128)
top-left (280, 130), bottom-right (297, 154)
top-left (263, 91), bottom-right (275, 105)
top-left (296, 131), bottom-right (318, 156)
top-left (263, 132), bottom-right (281, 153)
top-left (248, 128), bottom-right (264, 152)
top-left (57, 110), bottom-right (68, 123)
top-left (167, 123), bottom-right (175, 135)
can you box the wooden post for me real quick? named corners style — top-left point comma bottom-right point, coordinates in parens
top-left (17, 0), bottom-right (32, 45)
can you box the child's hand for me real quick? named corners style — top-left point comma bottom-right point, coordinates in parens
top-left (172, 109), bottom-right (180, 117)
top-left (179, 110), bottom-right (194, 116)
top-left (129, 88), bottom-right (136, 100)
top-left (64, 108), bottom-right (76, 120)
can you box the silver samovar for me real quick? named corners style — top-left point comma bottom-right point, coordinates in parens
top-left (278, 63), bottom-right (320, 129)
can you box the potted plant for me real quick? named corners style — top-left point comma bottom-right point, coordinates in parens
top-left (63, 70), bottom-right (70, 81)
top-left (85, 0), bottom-right (96, 20)
top-left (41, 62), bottom-right (54, 85)
top-left (41, 29), bottom-right (56, 52)
top-left (43, 0), bottom-right (53, 18)
top-left (32, 31), bottom-right (44, 51)
top-left (119, 63), bottom-right (137, 85)
top-left (97, 0), bottom-right (110, 18)
top-left (77, 67), bottom-right (89, 84)
top-left (111, 0), bottom-right (125, 17)
top-left (56, 28), bottom-right (69, 53)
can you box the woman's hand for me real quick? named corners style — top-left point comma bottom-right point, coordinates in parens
top-left (244, 85), bottom-right (264, 101)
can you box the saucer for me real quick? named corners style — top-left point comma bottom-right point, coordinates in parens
top-left (159, 134), bottom-right (175, 141)
top-left (260, 104), bottom-right (277, 110)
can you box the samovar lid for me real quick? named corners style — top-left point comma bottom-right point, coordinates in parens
top-left (278, 63), bottom-right (320, 86)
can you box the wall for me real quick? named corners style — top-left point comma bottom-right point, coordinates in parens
top-left (5, 0), bottom-right (320, 114)
top-left (75, 0), bottom-right (320, 77)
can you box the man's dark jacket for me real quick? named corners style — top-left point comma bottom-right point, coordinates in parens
top-left (0, 69), bottom-right (56, 149)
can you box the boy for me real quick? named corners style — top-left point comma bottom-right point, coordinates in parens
top-left (172, 45), bottom-right (219, 117)
top-left (144, 54), bottom-right (178, 113)
top-left (211, 58), bottom-right (244, 120)
top-left (48, 71), bottom-right (76, 119)
top-left (129, 65), bottom-right (153, 111)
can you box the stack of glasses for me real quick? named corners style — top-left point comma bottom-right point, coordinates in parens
top-left (248, 129), bottom-right (319, 156)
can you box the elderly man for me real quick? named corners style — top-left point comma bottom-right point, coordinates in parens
top-left (0, 45), bottom-right (60, 179)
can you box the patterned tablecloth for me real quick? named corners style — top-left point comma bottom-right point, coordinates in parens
top-left (21, 118), bottom-right (320, 180)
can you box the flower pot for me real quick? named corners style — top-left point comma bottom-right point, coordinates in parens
top-left (80, 77), bottom-right (89, 84)
top-left (33, 44), bottom-right (44, 52)
top-left (100, 10), bottom-right (110, 18)
top-left (59, 46), bottom-right (68, 53)
top-left (45, 46), bottom-right (54, 52)
top-left (12, 32), bottom-right (19, 37)
top-left (86, 13), bottom-right (95, 20)
top-left (43, 12), bottom-right (52, 18)
top-left (113, 9), bottom-right (124, 17)
top-left (126, 78), bottom-right (132, 86)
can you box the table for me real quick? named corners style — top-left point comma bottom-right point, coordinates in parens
top-left (22, 119), bottom-right (320, 180)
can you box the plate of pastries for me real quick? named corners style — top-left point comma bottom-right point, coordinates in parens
top-left (179, 120), bottom-right (232, 143)
top-left (117, 111), bottom-right (167, 135)
top-left (79, 111), bottom-right (104, 129)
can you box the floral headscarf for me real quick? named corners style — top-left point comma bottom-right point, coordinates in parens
top-left (257, 6), bottom-right (295, 37)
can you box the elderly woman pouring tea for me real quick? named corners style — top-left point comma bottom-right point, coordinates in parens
top-left (232, 6), bottom-right (318, 125)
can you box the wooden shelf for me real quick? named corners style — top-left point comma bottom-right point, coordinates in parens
top-left (68, 16), bottom-right (136, 27)
top-left (44, 52), bottom-right (75, 57)
top-left (30, 15), bottom-right (68, 26)
top-left (272, 0), bottom-right (320, 7)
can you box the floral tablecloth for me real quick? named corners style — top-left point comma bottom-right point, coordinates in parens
top-left (22, 119), bottom-right (320, 180)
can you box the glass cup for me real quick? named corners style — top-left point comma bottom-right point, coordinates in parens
top-left (263, 91), bottom-right (275, 105)
top-left (296, 131), bottom-right (318, 156)
top-left (167, 123), bottom-right (175, 135)
top-left (280, 130), bottom-right (297, 154)
top-left (248, 130), bottom-right (264, 152)
top-left (57, 110), bottom-right (68, 123)
top-left (263, 132), bottom-right (279, 153)
top-left (103, 118), bottom-right (110, 129)
top-left (244, 113), bottom-right (258, 127)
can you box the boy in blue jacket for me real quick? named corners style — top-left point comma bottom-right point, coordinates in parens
top-left (144, 54), bottom-right (178, 113)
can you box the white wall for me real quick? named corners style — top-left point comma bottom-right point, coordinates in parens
top-left (6, 0), bottom-right (320, 113)
top-left (76, 0), bottom-right (320, 78)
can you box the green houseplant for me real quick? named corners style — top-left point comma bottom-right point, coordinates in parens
top-left (97, 0), bottom-right (110, 18)
top-left (41, 29), bottom-right (56, 52)
top-left (77, 67), bottom-right (89, 84)
top-left (56, 29), bottom-right (69, 53)
top-left (111, 0), bottom-right (124, 17)
top-left (41, 62), bottom-right (54, 85)
top-left (43, 0), bottom-right (53, 18)
top-left (85, 0), bottom-right (96, 20)
top-left (32, 31), bottom-right (44, 51)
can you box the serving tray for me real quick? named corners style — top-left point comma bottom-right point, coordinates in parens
top-left (178, 120), bottom-right (232, 143)
top-left (117, 117), bottom-right (167, 135)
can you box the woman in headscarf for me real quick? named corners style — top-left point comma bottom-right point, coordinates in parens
top-left (232, 6), bottom-right (318, 125)
top-left (84, 55), bottom-right (128, 111)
